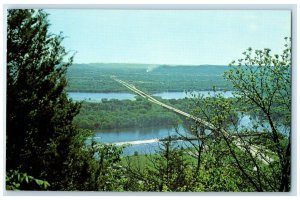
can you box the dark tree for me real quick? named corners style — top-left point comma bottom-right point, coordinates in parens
top-left (7, 9), bottom-right (80, 189)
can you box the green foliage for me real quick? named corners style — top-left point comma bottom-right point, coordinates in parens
top-left (224, 38), bottom-right (291, 191)
top-left (6, 170), bottom-right (50, 190)
top-left (91, 143), bottom-right (127, 191)
top-left (146, 140), bottom-right (192, 191)
top-left (74, 98), bottom-right (186, 130)
top-left (63, 129), bottom-right (127, 191)
top-left (192, 95), bottom-right (239, 129)
top-left (192, 153), bottom-right (244, 192)
top-left (6, 9), bottom-right (129, 192)
top-left (225, 39), bottom-right (291, 129)
top-left (186, 39), bottom-right (291, 192)
top-left (123, 140), bottom-right (247, 192)
top-left (67, 64), bottom-right (232, 93)
top-left (7, 9), bottom-right (80, 190)
top-left (190, 92), bottom-right (287, 191)
top-left (124, 139), bottom-right (195, 192)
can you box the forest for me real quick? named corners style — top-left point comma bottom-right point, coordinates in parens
top-left (6, 9), bottom-right (291, 192)
top-left (66, 63), bottom-right (232, 93)
top-left (74, 97), bottom-right (196, 130)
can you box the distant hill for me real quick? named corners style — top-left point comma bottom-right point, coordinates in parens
top-left (67, 63), bottom-right (232, 93)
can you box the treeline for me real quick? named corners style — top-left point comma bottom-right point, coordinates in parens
top-left (67, 63), bottom-right (233, 93)
top-left (74, 97), bottom-right (194, 130)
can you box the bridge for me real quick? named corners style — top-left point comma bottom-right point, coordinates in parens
top-left (112, 77), bottom-right (214, 128)
top-left (111, 76), bottom-right (274, 164)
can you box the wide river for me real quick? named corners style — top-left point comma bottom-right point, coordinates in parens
top-left (70, 92), bottom-right (289, 155)
top-left (88, 126), bottom-right (194, 155)
top-left (67, 91), bottom-right (234, 101)
top-left (87, 115), bottom-right (289, 155)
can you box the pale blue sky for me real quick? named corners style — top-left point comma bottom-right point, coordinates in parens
top-left (46, 9), bottom-right (291, 65)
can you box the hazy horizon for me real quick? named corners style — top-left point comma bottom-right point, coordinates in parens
top-left (47, 9), bottom-right (291, 65)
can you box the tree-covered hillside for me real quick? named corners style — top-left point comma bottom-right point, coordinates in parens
top-left (67, 63), bottom-right (232, 93)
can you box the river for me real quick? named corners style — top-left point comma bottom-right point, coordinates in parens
top-left (67, 91), bottom-right (234, 101)
top-left (88, 114), bottom-right (289, 156)
top-left (87, 126), bottom-right (195, 155)
top-left (71, 91), bottom-right (288, 155)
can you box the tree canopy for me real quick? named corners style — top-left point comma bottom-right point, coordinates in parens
top-left (7, 9), bottom-right (80, 189)
top-left (225, 39), bottom-right (291, 191)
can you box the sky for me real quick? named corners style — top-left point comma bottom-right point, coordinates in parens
top-left (46, 9), bottom-right (291, 65)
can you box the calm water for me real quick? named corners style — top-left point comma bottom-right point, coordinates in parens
top-left (73, 92), bottom-right (288, 155)
top-left (68, 91), bottom-right (234, 101)
top-left (91, 115), bottom-right (289, 156)
top-left (153, 91), bottom-right (234, 99)
top-left (89, 126), bottom-right (194, 155)
top-left (68, 92), bottom-right (136, 101)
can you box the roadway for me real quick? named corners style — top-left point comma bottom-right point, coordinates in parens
top-left (111, 76), bottom-right (274, 164)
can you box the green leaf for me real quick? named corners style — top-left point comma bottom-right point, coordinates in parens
top-left (35, 179), bottom-right (43, 186)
